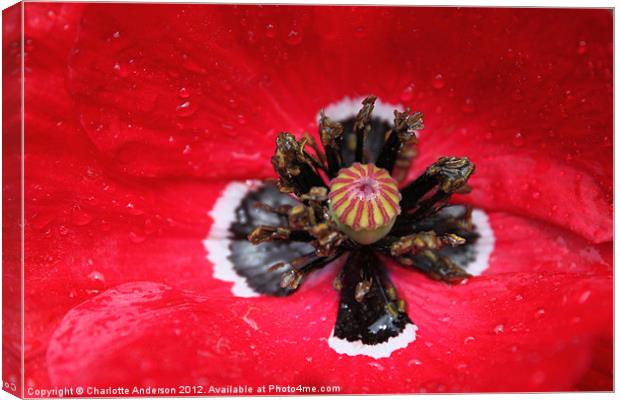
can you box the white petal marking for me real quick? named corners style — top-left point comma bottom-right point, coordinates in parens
top-left (203, 181), bottom-right (261, 298)
top-left (466, 209), bottom-right (495, 276)
top-left (318, 96), bottom-right (403, 124)
top-left (327, 323), bottom-right (418, 359)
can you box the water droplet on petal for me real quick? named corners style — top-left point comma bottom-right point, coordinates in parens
top-left (535, 308), bottom-right (545, 319)
top-left (177, 87), bottom-right (190, 98)
top-left (71, 210), bottom-right (93, 226)
top-left (531, 191), bottom-right (541, 200)
top-left (400, 85), bottom-right (415, 102)
top-left (432, 74), bottom-right (445, 89)
top-left (354, 26), bottom-right (366, 38)
top-left (464, 336), bottom-right (476, 344)
top-left (246, 30), bottom-right (257, 44)
top-left (578, 290), bottom-right (591, 304)
top-left (87, 271), bottom-right (106, 294)
top-left (577, 40), bottom-right (587, 55)
top-left (176, 101), bottom-right (196, 117)
top-left (129, 232), bottom-right (146, 244)
top-left (462, 97), bottom-right (475, 113)
top-left (493, 324), bottom-right (505, 334)
top-left (113, 62), bottom-right (129, 78)
top-left (512, 131), bottom-right (524, 147)
top-left (126, 202), bottom-right (144, 216)
top-left (112, 31), bottom-right (120, 39)
top-left (265, 23), bottom-right (276, 38)
top-left (182, 144), bottom-right (191, 155)
top-left (286, 30), bottom-right (302, 45)
top-left (408, 359), bottom-right (423, 366)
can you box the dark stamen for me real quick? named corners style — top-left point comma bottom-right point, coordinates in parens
top-left (407, 249), bottom-right (470, 283)
top-left (353, 96), bottom-right (377, 163)
top-left (319, 111), bottom-right (345, 178)
top-left (375, 109), bottom-right (423, 175)
top-left (272, 133), bottom-right (327, 196)
top-left (399, 156), bottom-right (475, 211)
top-left (334, 249), bottom-right (411, 345)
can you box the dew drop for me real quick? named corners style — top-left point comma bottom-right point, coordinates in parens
top-left (286, 30), bottom-right (302, 45)
top-left (112, 62), bottom-right (129, 78)
top-left (431, 74), bottom-right (445, 89)
top-left (87, 271), bottom-right (106, 294)
top-left (129, 232), bottom-right (146, 244)
top-left (464, 336), bottom-right (475, 344)
top-left (265, 23), bottom-right (276, 38)
top-left (176, 101), bottom-right (196, 117)
top-left (182, 144), bottom-right (191, 155)
top-left (143, 218), bottom-right (157, 235)
top-left (246, 30), bottom-right (257, 44)
top-left (126, 202), bottom-right (144, 216)
top-left (531, 191), bottom-right (541, 200)
top-left (58, 225), bottom-right (69, 236)
top-left (177, 87), bottom-right (190, 98)
top-left (462, 97), bottom-right (475, 113)
top-left (512, 131), bottom-right (524, 147)
top-left (577, 40), bottom-right (587, 55)
top-left (493, 324), bottom-right (505, 334)
top-left (535, 308), bottom-right (545, 319)
top-left (354, 26), bottom-right (366, 38)
top-left (400, 85), bottom-right (415, 102)
top-left (71, 210), bottom-right (93, 226)
top-left (88, 271), bottom-right (105, 283)
top-left (112, 31), bottom-right (120, 39)
top-left (408, 359), bottom-right (423, 366)
top-left (578, 290), bottom-right (591, 304)
top-left (368, 362), bottom-right (384, 371)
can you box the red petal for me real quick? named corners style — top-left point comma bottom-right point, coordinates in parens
top-left (391, 270), bottom-right (612, 392)
top-left (47, 268), bottom-right (611, 393)
top-left (482, 211), bottom-right (611, 276)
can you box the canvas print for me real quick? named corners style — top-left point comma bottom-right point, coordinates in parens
top-left (2, 2), bottom-right (613, 397)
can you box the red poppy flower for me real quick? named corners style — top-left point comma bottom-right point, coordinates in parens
top-left (4, 3), bottom-right (612, 396)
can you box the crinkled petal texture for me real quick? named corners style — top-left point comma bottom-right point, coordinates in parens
top-left (19, 2), bottom-right (612, 394)
top-left (48, 273), bottom-right (611, 393)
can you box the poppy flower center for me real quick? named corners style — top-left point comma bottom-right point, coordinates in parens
top-left (208, 96), bottom-right (491, 358)
top-left (328, 163), bottom-right (401, 244)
